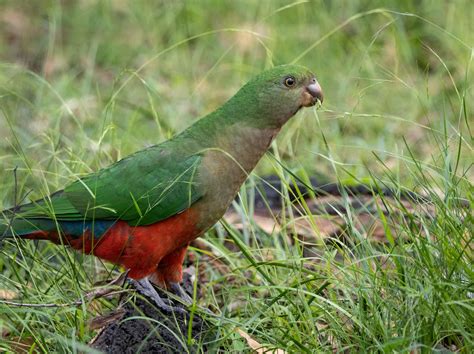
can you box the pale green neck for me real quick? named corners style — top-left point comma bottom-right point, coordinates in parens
top-left (176, 102), bottom-right (280, 174)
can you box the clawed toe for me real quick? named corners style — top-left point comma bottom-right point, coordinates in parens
top-left (169, 282), bottom-right (215, 315)
top-left (130, 277), bottom-right (214, 316)
top-left (130, 278), bottom-right (187, 314)
top-left (169, 282), bottom-right (194, 305)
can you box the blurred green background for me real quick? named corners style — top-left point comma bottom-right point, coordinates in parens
top-left (0, 0), bottom-right (471, 206)
top-left (0, 1), bottom-right (472, 352)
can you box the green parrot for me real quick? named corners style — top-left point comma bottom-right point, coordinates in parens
top-left (1, 65), bottom-right (323, 312)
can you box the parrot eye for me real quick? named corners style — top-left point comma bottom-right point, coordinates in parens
top-left (283, 76), bottom-right (296, 88)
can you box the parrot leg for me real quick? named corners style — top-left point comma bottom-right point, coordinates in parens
top-left (130, 277), bottom-right (187, 314)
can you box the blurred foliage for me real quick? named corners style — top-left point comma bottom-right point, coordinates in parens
top-left (0, 1), bottom-right (471, 176)
top-left (0, 0), bottom-right (471, 222)
top-left (0, 1), bottom-right (472, 352)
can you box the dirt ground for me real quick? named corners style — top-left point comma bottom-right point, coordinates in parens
top-left (90, 272), bottom-right (211, 353)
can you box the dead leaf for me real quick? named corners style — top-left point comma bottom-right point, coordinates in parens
top-left (236, 328), bottom-right (287, 354)
top-left (88, 308), bottom-right (126, 330)
top-left (1, 9), bottom-right (30, 38)
top-left (1, 334), bottom-right (36, 353)
top-left (0, 289), bottom-right (17, 300)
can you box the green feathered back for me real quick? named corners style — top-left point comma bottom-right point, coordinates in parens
top-left (4, 143), bottom-right (203, 227)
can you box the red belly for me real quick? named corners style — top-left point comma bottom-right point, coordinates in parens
top-left (41, 208), bottom-right (200, 279)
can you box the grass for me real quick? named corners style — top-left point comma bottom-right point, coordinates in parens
top-left (0, 0), bottom-right (472, 352)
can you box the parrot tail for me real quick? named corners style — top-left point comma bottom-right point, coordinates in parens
top-left (1, 211), bottom-right (117, 246)
top-left (0, 215), bottom-right (57, 240)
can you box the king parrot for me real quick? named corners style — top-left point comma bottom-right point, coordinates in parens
top-left (0, 65), bottom-right (323, 311)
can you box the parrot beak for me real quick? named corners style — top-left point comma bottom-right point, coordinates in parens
top-left (301, 78), bottom-right (323, 107)
top-left (307, 79), bottom-right (323, 104)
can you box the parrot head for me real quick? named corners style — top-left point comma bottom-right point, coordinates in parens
top-left (227, 64), bottom-right (323, 128)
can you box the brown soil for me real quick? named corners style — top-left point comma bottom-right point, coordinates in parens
top-left (90, 273), bottom-right (211, 353)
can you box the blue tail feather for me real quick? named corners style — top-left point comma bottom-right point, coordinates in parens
top-left (1, 217), bottom-right (116, 239)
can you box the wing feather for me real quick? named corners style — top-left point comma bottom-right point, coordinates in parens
top-left (10, 145), bottom-right (204, 226)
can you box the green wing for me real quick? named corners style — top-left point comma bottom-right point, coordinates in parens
top-left (12, 145), bottom-right (204, 226)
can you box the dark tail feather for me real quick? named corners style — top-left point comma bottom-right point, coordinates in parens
top-left (1, 215), bottom-right (116, 245)
top-left (1, 217), bottom-right (57, 240)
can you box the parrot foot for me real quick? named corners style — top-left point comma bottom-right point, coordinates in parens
top-left (169, 282), bottom-right (215, 315)
top-left (130, 277), bottom-right (187, 315)
top-left (169, 282), bottom-right (194, 305)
